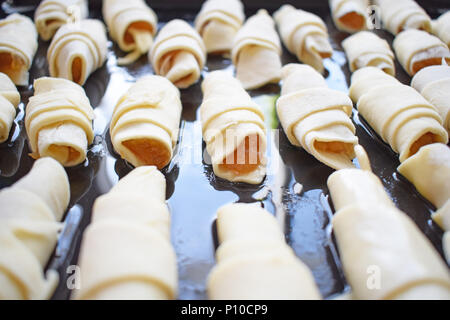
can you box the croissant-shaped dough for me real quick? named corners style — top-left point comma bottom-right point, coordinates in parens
top-left (150, 20), bottom-right (206, 89)
top-left (342, 31), bottom-right (395, 75)
top-left (102, 0), bottom-right (157, 65)
top-left (349, 67), bottom-right (448, 162)
top-left (328, 168), bottom-right (450, 299)
top-left (195, 0), bottom-right (244, 54)
top-left (0, 73), bottom-right (20, 143)
top-left (47, 19), bottom-right (107, 85)
top-left (25, 77), bottom-right (94, 167)
top-left (207, 203), bottom-right (321, 300)
top-left (110, 75), bottom-right (182, 169)
top-left (0, 14), bottom-right (38, 86)
top-left (74, 166), bottom-right (177, 300)
top-left (277, 64), bottom-right (358, 170)
top-left (0, 157), bottom-right (70, 300)
top-left (329, 0), bottom-right (369, 33)
top-left (433, 11), bottom-right (450, 48)
top-left (274, 5), bottom-right (333, 73)
top-left (393, 29), bottom-right (450, 76)
top-left (411, 65), bottom-right (450, 133)
top-left (200, 71), bottom-right (267, 184)
top-left (35, 0), bottom-right (88, 41)
top-left (231, 9), bottom-right (282, 90)
top-left (375, 0), bottom-right (431, 35)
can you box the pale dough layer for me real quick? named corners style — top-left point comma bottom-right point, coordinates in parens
top-left (73, 166), bottom-right (177, 300)
top-left (0, 72), bottom-right (20, 142)
top-left (432, 11), bottom-right (450, 48)
top-left (0, 157), bottom-right (70, 299)
top-left (329, 0), bottom-right (369, 33)
top-left (207, 203), bottom-right (321, 300)
top-left (195, 0), bottom-right (244, 54)
top-left (25, 77), bottom-right (94, 167)
top-left (110, 75), bottom-right (182, 169)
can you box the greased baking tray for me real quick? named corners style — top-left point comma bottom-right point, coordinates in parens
top-left (0, 0), bottom-right (449, 300)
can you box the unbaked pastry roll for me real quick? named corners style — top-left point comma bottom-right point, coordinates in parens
top-left (342, 31), bottom-right (395, 75)
top-left (393, 29), bottom-right (450, 76)
top-left (231, 9), bottom-right (281, 90)
top-left (110, 75), bottom-right (182, 169)
top-left (150, 19), bottom-right (206, 89)
top-left (0, 73), bottom-right (20, 143)
top-left (411, 64), bottom-right (450, 133)
top-left (34, 0), bottom-right (88, 41)
top-left (277, 64), bottom-right (358, 170)
top-left (375, 0), bottom-right (431, 35)
top-left (73, 166), bottom-right (177, 300)
top-left (433, 11), bottom-right (450, 48)
top-left (25, 77), bottom-right (94, 167)
top-left (207, 203), bottom-right (321, 300)
top-left (274, 4), bottom-right (333, 73)
top-left (0, 157), bottom-right (70, 300)
top-left (0, 14), bottom-right (38, 86)
top-left (329, 0), bottom-right (369, 33)
top-left (47, 19), bottom-right (108, 86)
top-left (349, 67), bottom-right (448, 162)
top-left (103, 0), bottom-right (157, 65)
top-left (328, 168), bottom-right (450, 299)
top-left (200, 71), bottom-right (267, 184)
top-left (195, 0), bottom-right (244, 54)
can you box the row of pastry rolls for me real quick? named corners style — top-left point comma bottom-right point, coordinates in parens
top-left (25, 77), bottom-right (94, 167)
top-left (195, 0), bottom-right (244, 55)
top-left (110, 75), bottom-right (182, 169)
top-left (35, 0), bottom-right (88, 41)
top-left (349, 67), bottom-right (448, 163)
top-left (231, 9), bottom-right (282, 90)
top-left (200, 71), bottom-right (267, 184)
top-left (277, 64), bottom-right (359, 170)
top-left (47, 19), bottom-right (108, 85)
top-left (73, 166), bottom-right (177, 300)
top-left (397, 143), bottom-right (450, 263)
top-left (0, 157), bottom-right (70, 299)
top-left (274, 4), bottom-right (333, 74)
top-left (207, 203), bottom-right (321, 300)
top-left (103, 0), bottom-right (157, 65)
top-left (329, 0), bottom-right (369, 33)
top-left (328, 167), bottom-right (450, 299)
top-left (0, 14), bottom-right (38, 86)
top-left (150, 20), bottom-right (206, 89)
top-left (0, 73), bottom-right (20, 143)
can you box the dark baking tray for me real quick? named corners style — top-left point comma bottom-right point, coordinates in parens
top-left (0, 1), bottom-right (449, 300)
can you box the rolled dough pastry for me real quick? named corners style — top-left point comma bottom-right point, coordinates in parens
top-left (25, 77), bottom-right (95, 167)
top-left (231, 9), bottom-right (281, 90)
top-left (342, 31), bottom-right (395, 76)
top-left (349, 67), bottom-right (448, 162)
top-left (35, 0), bottom-right (88, 41)
top-left (393, 29), bottom-right (450, 76)
top-left (432, 11), bottom-right (450, 48)
top-left (411, 64), bottom-right (450, 133)
top-left (375, 0), bottom-right (431, 35)
top-left (207, 203), bottom-right (321, 300)
top-left (277, 63), bottom-right (358, 170)
top-left (150, 19), bottom-right (206, 89)
top-left (0, 14), bottom-right (38, 86)
top-left (73, 166), bottom-right (177, 300)
top-left (200, 71), bottom-right (267, 184)
top-left (103, 0), bottom-right (157, 65)
top-left (47, 19), bottom-right (108, 85)
top-left (0, 157), bottom-right (70, 299)
top-left (329, 0), bottom-right (369, 33)
top-left (328, 168), bottom-right (450, 299)
top-left (110, 75), bottom-right (182, 169)
top-left (274, 4), bottom-right (333, 73)
top-left (195, 0), bottom-right (244, 54)
top-left (0, 72), bottom-right (20, 143)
